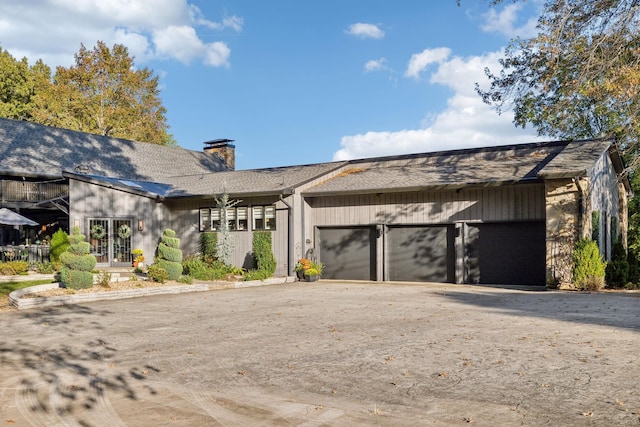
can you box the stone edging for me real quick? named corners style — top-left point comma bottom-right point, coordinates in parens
top-left (10, 276), bottom-right (297, 310)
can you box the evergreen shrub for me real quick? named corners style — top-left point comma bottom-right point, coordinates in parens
top-left (573, 239), bottom-right (606, 291)
top-left (60, 227), bottom-right (96, 289)
top-left (49, 229), bottom-right (69, 263)
top-left (605, 240), bottom-right (629, 288)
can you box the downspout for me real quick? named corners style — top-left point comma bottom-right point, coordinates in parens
top-left (573, 177), bottom-right (584, 238)
top-left (280, 193), bottom-right (293, 277)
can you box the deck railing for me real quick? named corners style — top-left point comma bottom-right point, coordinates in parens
top-left (0, 180), bottom-right (68, 203)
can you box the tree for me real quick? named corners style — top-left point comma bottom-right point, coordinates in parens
top-left (476, 0), bottom-right (640, 169)
top-left (30, 41), bottom-right (174, 145)
top-left (0, 47), bottom-right (51, 120)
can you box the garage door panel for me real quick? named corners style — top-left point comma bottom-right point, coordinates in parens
top-left (388, 226), bottom-right (454, 283)
top-left (466, 222), bottom-right (545, 286)
top-left (318, 227), bottom-right (376, 280)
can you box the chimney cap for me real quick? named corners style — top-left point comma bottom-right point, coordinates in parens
top-left (204, 138), bottom-right (235, 148)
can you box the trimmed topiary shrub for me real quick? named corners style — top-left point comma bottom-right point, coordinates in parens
top-left (627, 248), bottom-right (640, 285)
top-left (60, 226), bottom-right (96, 289)
top-left (605, 240), bottom-right (629, 288)
top-left (155, 228), bottom-right (183, 280)
top-left (49, 229), bottom-right (69, 263)
top-left (573, 239), bottom-right (606, 291)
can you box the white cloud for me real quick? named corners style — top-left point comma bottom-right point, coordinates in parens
top-left (364, 58), bottom-right (388, 73)
top-left (345, 23), bottom-right (385, 39)
top-left (0, 0), bottom-right (239, 68)
top-left (481, 3), bottom-right (539, 38)
top-left (405, 47), bottom-right (451, 80)
top-left (333, 49), bottom-right (544, 161)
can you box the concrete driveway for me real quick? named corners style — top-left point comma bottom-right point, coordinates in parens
top-left (0, 281), bottom-right (638, 426)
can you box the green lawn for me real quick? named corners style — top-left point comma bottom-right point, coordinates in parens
top-left (0, 279), bottom-right (56, 298)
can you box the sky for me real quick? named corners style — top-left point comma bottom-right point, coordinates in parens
top-left (0, 0), bottom-right (546, 170)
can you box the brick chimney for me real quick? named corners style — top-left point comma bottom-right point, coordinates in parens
top-left (203, 139), bottom-right (236, 170)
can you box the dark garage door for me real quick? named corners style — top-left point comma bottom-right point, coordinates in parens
top-left (387, 225), bottom-right (455, 283)
top-left (466, 222), bottom-right (546, 286)
top-left (317, 227), bottom-right (376, 280)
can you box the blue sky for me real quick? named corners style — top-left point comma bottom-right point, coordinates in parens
top-left (0, 0), bottom-right (544, 170)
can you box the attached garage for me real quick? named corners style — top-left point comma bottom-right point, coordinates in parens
top-left (465, 222), bottom-right (546, 286)
top-left (386, 225), bottom-right (455, 283)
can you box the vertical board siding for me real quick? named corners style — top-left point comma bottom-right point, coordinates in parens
top-left (309, 184), bottom-right (545, 226)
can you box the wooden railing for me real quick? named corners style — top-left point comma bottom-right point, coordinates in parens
top-left (0, 180), bottom-right (68, 203)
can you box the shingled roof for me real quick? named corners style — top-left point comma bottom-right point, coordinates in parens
top-left (302, 139), bottom-right (621, 196)
top-left (0, 117), bottom-right (230, 180)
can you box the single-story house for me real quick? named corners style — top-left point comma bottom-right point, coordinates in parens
top-left (0, 117), bottom-right (630, 286)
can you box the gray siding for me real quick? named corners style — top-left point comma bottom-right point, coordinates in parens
top-left (69, 180), bottom-right (170, 263)
top-left (308, 184), bottom-right (545, 227)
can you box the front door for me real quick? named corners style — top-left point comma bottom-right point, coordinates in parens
top-left (89, 218), bottom-right (133, 267)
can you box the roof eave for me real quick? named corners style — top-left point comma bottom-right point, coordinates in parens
top-left (62, 171), bottom-right (167, 201)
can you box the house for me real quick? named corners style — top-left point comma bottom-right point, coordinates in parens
top-left (0, 117), bottom-right (629, 286)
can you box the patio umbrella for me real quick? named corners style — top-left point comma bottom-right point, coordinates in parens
top-left (0, 208), bottom-right (38, 226)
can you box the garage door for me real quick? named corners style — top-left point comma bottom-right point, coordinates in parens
top-left (317, 227), bottom-right (376, 280)
top-left (387, 225), bottom-right (455, 283)
top-left (466, 222), bottom-right (546, 286)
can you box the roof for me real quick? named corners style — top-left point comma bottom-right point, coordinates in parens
top-left (302, 139), bottom-right (618, 196)
top-left (1, 118), bottom-right (625, 199)
top-left (163, 162), bottom-right (347, 197)
top-left (0, 117), bottom-right (230, 180)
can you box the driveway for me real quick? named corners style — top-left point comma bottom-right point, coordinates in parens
top-left (0, 281), bottom-right (638, 426)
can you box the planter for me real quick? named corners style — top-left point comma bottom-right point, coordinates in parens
top-left (296, 270), bottom-right (307, 281)
top-left (306, 275), bottom-right (319, 282)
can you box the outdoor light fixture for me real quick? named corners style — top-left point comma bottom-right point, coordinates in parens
top-left (138, 220), bottom-right (144, 231)
top-left (74, 219), bottom-right (80, 228)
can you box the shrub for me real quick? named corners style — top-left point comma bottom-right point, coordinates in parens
top-left (605, 240), bottom-right (629, 288)
top-left (200, 232), bottom-right (218, 264)
top-left (244, 269), bottom-right (271, 281)
top-left (178, 275), bottom-right (193, 284)
top-left (573, 239), bottom-right (606, 291)
top-left (49, 229), bottom-right (69, 263)
top-left (155, 229), bottom-right (183, 280)
top-left (304, 267), bottom-right (319, 277)
top-left (0, 261), bottom-right (29, 275)
top-left (60, 269), bottom-right (94, 289)
top-left (60, 226), bottom-right (96, 289)
top-left (35, 262), bottom-right (55, 274)
top-left (627, 248), bottom-right (640, 285)
top-left (95, 271), bottom-right (112, 287)
top-left (157, 259), bottom-right (183, 280)
top-left (252, 231), bottom-right (276, 275)
top-left (147, 264), bottom-right (169, 283)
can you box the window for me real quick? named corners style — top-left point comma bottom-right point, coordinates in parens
top-left (199, 206), bottom-right (252, 231)
top-left (253, 205), bottom-right (276, 230)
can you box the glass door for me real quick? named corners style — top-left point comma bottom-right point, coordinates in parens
top-left (89, 219), bottom-right (109, 265)
top-left (88, 218), bottom-right (133, 266)
top-left (112, 219), bottom-right (132, 266)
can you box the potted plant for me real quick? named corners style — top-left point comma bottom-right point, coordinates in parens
top-left (131, 248), bottom-right (144, 267)
top-left (303, 260), bottom-right (324, 282)
top-left (295, 258), bottom-right (311, 280)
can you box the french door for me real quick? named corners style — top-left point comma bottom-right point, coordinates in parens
top-left (88, 218), bottom-right (133, 266)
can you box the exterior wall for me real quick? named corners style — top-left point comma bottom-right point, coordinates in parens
top-left (68, 180), bottom-right (170, 264)
top-left (304, 184), bottom-right (546, 283)
top-left (544, 179), bottom-right (581, 286)
top-left (544, 152), bottom-right (626, 287)
top-left (165, 196), bottom-right (290, 277)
